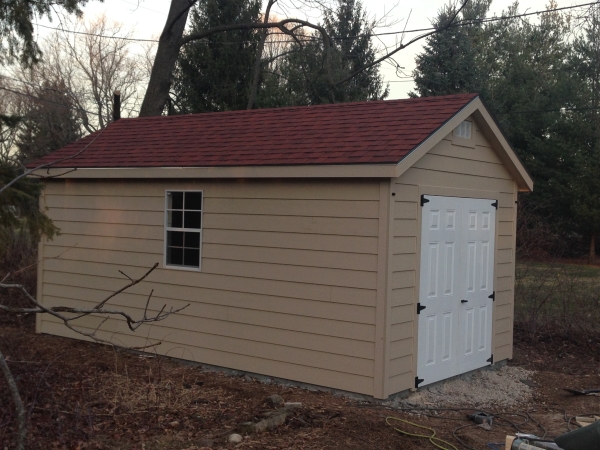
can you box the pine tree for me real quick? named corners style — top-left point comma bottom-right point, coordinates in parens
top-left (567, 5), bottom-right (600, 262)
top-left (16, 80), bottom-right (82, 163)
top-left (262, 0), bottom-right (388, 106)
top-left (411, 0), bottom-right (492, 97)
top-left (171, 0), bottom-right (262, 113)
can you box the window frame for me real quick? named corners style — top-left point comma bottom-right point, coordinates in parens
top-left (163, 189), bottom-right (203, 272)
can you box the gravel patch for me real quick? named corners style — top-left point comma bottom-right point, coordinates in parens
top-left (398, 365), bottom-right (535, 409)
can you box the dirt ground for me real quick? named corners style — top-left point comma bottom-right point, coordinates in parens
top-left (1, 314), bottom-right (599, 450)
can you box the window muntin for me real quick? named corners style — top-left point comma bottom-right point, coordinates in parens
top-left (454, 121), bottom-right (472, 139)
top-left (165, 191), bottom-right (202, 270)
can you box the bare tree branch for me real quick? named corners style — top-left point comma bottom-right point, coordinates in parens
top-left (335, 0), bottom-right (469, 87)
top-left (0, 262), bottom-right (189, 342)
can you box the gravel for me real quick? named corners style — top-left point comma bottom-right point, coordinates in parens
top-left (398, 365), bottom-right (535, 409)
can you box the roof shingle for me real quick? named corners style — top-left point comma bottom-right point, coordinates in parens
top-left (27, 93), bottom-right (478, 169)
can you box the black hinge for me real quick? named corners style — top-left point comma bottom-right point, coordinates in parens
top-left (415, 376), bottom-right (424, 388)
top-left (487, 354), bottom-right (494, 365)
top-left (491, 200), bottom-right (498, 209)
top-left (421, 195), bottom-right (430, 207)
top-left (488, 291), bottom-right (495, 301)
top-left (417, 303), bottom-right (426, 314)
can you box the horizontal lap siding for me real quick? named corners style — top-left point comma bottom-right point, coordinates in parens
top-left (386, 121), bottom-right (518, 396)
top-left (39, 179), bottom-right (381, 396)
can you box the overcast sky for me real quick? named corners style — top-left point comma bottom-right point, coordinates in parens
top-left (35, 0), bottom-right (565, 99)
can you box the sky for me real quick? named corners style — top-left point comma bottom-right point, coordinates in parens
top-left (34, 0), bottom-right (565, 99)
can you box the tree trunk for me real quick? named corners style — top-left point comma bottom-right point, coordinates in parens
top-left (590, 233), bottom-right (596, 265)
top-left (0, 347), bottom-right (26, 450)
top-left (139, 0), bottom-right (191, 117)
top-left (247, 0), bottom-right (276, 110)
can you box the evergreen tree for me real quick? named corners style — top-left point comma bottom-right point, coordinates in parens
top-left (16, 80), bottom-right (82, 163)
top-left (260, 0), bottom-right (388, 106)
top-left (0, 0), bottom-right (96, 65)
top-left (411, 0), bottom-right (492, 97)
top-left (412, 1), bottom-right (586, 255)
top-left (171, 0), bottom-right (261, 113)
top-left (567, 5), bottom-right (600, 261)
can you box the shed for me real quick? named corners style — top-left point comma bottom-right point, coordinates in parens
top-left (29, 93), bottom-right (532, 399)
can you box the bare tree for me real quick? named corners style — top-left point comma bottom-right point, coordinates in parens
top-left (140, 0), bottom-right (469, 117)
top-left (14, 14), bottom-right (153, 133)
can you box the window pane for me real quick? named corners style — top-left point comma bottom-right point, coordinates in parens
top-left (184, 211), bottom-right (201, 229)
top-left (185, 232), bottom-right (200, 249)
top-left (167, 246), bottom-right (183, 265)
top-left (184, 248), bottom-right (200, 267)
top-left (168, 191), bottom-right (184, 210)
top-left (167, 230), bottom-right (184, 247)
top-left (168, 211), bottom-right (183, 228)
top-left (185, 192), bottom-right (202, 210)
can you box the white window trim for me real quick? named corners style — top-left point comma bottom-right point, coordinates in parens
top-left (163, 189), bottom-right (203, 272)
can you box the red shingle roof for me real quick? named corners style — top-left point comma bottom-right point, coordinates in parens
top-left (27, 93), bottom-right (478, 169)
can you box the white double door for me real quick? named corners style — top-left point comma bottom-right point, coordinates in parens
top-left (417, 195), bottom-right (496, 387)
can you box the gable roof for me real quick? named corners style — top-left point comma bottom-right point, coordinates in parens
top-left (27, 93), bottom-right (533, 191)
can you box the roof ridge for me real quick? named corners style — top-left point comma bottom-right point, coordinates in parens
top-left (117, 93), bottom-right (479, 123)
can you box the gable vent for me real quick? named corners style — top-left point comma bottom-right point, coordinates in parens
top-left (454, 121), bottom-right (472, 139)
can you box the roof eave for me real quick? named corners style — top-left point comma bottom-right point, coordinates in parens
top-left (32, 163), bottom-right (400, 179)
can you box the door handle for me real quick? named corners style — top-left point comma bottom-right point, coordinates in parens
top-left (461, 300), bottom-right (468, 303)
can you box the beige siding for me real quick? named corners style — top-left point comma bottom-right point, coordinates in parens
top-left (386, 117), bottom-right (518, 396)
top-left (38, 179), bottom-right (382, 396)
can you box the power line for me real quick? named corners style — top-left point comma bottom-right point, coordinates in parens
top-left (509, 105), bottom-right (600, 114)
top-left (33, 1), bottom-right (599, 45)
top-left (34, 23), bottom-right (158, 43)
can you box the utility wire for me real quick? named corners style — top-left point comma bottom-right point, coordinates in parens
top-left (509, 105), bottom-right (600, 114)
top-left (33, 1), bottom-right (600, 45)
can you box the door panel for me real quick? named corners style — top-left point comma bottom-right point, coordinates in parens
top-left (417, 196), bottom-right (496, 386)
top-left (417, 197), bottom-right (463, 385)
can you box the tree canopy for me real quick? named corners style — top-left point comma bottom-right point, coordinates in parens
top-left (0, 0), bottom-right (98, 65)
top-left (412, 0), bottom-right (600, 260)
top-left (172, 0), bottom-right (262, 113)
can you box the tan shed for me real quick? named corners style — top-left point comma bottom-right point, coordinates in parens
top-left (29, 93), bottom-right (532, 399)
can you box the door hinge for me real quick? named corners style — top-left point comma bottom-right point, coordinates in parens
top-left (415, 376), bottom-right (424, 388)
top-left (417, 303), bottom-right (426, 314)
top-left (420, 195), bottom-right (429, 207)
top-left (491, 200), bottom-right (498, 209)
top-left (488, 291), bottom-right (495, 301)
top-left (487, 354), bottom-right (494, 365)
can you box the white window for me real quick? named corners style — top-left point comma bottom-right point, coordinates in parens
top-left (165, 191), bottom-right (202, 270)
top-left (454, 121), bottom-right (472, 139)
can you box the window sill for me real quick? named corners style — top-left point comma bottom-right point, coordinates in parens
top-left (163, 263), bottom-right (202, 272)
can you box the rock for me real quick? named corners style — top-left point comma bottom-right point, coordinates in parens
top-left (284, 402), bottom-right (302, 409)
top-left (265, 394), bottom-right (284, 408)
top-left (228, 434), bottom-right (243, 443)
top-left (238, 407), bottom-right (294, 433)
top-left (244, 374), bottom-right (253, 382)
top-left (169, 421), bottom-right (180, 428)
